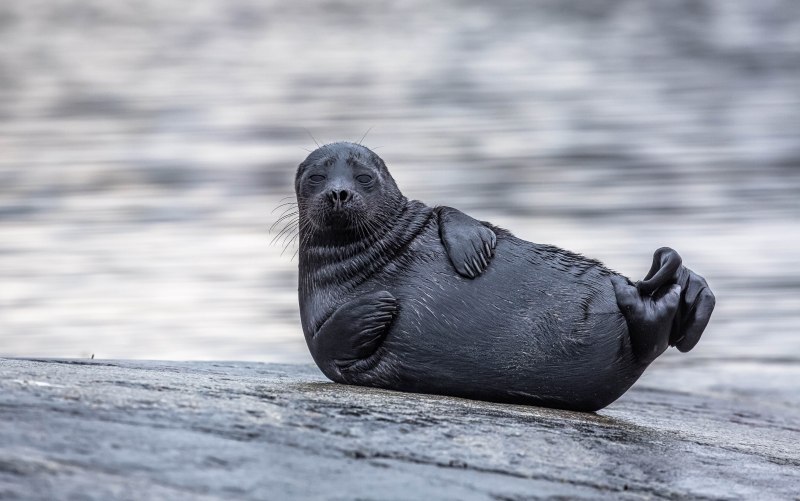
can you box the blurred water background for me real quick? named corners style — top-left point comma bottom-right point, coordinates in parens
top-left (1, 0), bottom-right (799, 389)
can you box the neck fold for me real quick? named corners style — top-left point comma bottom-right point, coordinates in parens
top-left (299, 198), bottom-right (433, 293)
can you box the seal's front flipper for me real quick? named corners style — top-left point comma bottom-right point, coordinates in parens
top-left (436, 206), bottom-right (496, 278)
top-left (613, 247), bottom-right (716, 364)
top-left (310, 291), bottom-right (397, 379)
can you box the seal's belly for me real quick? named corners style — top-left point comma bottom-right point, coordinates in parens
top-left (362, 227), bottom-right (638, 407)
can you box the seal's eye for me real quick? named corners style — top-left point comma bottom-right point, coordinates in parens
top-left (356, 174), bottom-right (372, 184)
top-left (309, 174), bottom-right (326, 182)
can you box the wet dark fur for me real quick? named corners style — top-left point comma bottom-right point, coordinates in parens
top-left (296, 142), bottom-right (709, 412)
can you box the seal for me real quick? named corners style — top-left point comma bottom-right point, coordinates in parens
top-left (295, 142), bottom-right (716, 411)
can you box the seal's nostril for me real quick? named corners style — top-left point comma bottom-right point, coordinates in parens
top-left (327, 189), bottom-right (350, 206)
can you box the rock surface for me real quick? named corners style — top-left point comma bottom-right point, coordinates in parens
top-left (1, 358), bottom-right (798, 500)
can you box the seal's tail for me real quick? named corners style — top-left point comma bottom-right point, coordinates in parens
top-left (611, 247), bottom-right (716, 363)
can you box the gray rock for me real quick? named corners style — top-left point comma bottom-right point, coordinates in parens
top-left (1, 358), bottom-right (798, 500)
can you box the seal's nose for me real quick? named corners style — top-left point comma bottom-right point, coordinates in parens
top-left (328, 189), bottom-right (350, 206)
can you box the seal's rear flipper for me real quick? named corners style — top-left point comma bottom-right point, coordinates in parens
top-left (612, 247), bottom-right (715, 363)
top-left (668, 264), bottom-right (716, 352)
top-left (612, 276), bottom-right (681, 364)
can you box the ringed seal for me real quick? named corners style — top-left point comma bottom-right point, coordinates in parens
top-left (294, 142), bottom-right (715, 411)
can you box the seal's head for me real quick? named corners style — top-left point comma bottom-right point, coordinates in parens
top-left (295, 142), bottom-right (404, 238)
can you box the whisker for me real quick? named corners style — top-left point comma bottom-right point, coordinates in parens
top-left (282, 220), bottom-right (305, 255)
top-left (304, 128), bottom-right (320, 148)
top-left (274, 206), bottom-right (299, 220)
top-left (293, 217), bottom-right (314, 261)
top-left (270, 201), bottom-right (298, 214)
top-left (357, 126), bottom-right (373, 146)
top-left (283, 228), bottom-right (300, 249)
top-left (280, 225), bottom-right (300, 245)
top-left (269, 211), bottom-right (299, 233)
top-left (271, 219), bottom-right (299, 245)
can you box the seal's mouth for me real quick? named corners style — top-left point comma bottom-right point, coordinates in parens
top-left (324, 209), bottom-right (353, 227)
top-left (304, 192), bottom-right (367, 232)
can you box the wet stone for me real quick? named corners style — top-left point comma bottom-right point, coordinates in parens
top-left (1, 358), bottom-right (798, 500)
